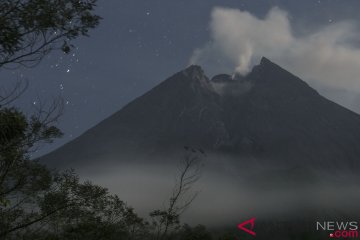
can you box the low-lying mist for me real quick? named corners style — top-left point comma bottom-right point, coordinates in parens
top-left (73, 154), bottom-right (360, 226)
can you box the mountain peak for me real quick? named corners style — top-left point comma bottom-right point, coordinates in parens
top-left (182, 65), bottom-right (205, 79)
top-left (259, 56), bottom-right (272, 66)
top-left (254, 56), bottom-right (284, 74)
top-left (248, 57), bottom-right (313, 90)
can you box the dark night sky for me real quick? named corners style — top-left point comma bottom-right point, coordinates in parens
top-left (2, 0), bottom-right (360, 156)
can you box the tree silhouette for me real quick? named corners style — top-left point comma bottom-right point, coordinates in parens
top-left (150, 150), bottom-right (203, 240)
top-left (0, 0), bottom-right (101, 69)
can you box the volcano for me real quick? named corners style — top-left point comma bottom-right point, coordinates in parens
top-left (39, 57), bottom-right (360, 223)
top-left (41, 57), bottom-right (360, 170)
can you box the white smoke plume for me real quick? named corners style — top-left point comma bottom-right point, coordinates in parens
top-left (190, 7), bottom-right (360, 96)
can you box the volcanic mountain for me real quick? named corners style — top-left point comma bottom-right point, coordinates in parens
top-left (39, 57), bottom-right (360, 223)
top-left (41, 57), bottom-right (360, 171)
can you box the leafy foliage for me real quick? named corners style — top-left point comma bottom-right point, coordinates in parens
top-left (0, 0), bottom-right (101, 68)
top-left (0, 106), bottom-right (149, 240)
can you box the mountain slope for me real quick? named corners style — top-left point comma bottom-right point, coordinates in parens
top-left (41, 57), bottom-right (360, 169)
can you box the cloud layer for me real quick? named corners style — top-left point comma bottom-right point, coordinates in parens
top-left (190, 7), bottom-right (360, 94)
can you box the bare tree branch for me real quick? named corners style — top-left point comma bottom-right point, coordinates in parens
top-left (150, 148), bottom-right (204, 240)
top-left (0, 80), bottom-right (28, 107)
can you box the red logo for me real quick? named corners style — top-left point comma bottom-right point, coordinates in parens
top-left (238, 218), bottom-right (256, 236)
